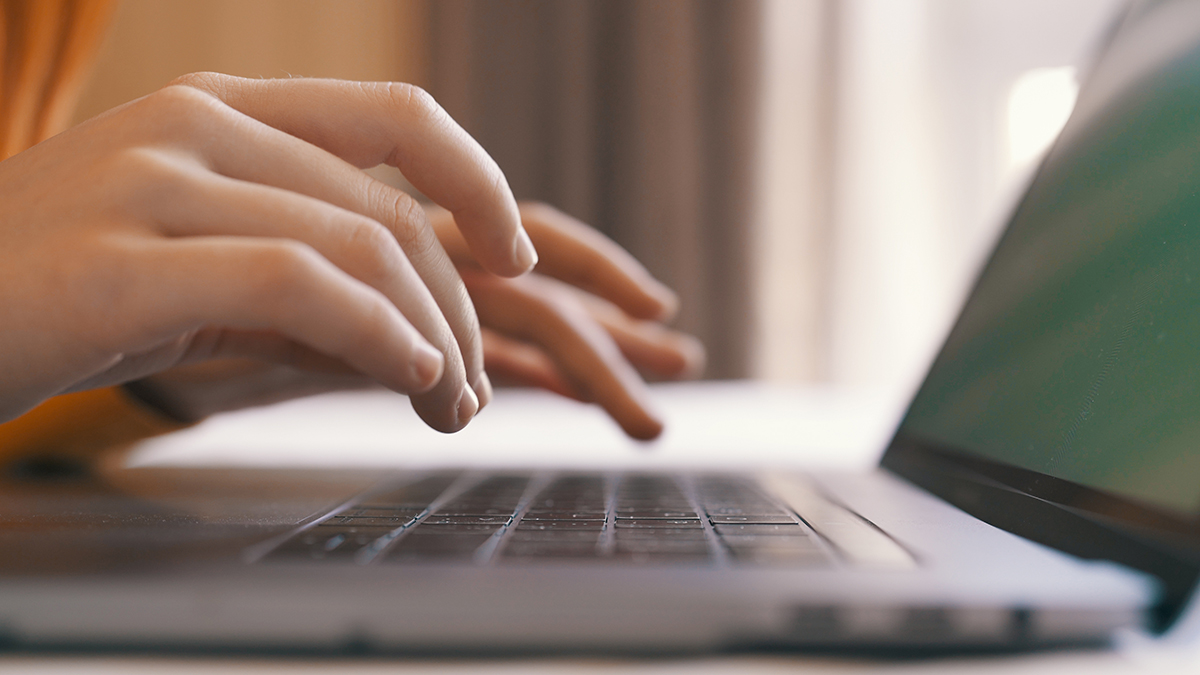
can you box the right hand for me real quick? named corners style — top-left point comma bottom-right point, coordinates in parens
top-left (431, 202), bottom-right (705, 440)
top-left (0, 73), bottom-right (536, 431)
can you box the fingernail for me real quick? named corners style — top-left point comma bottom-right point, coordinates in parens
top-left (651, 285), bottom-right (680, 321)
top-left (678, 335), bottom-right (707, 378)
top-left (412, 343), bottom-right (444, 389)
top-left (456, 386), bottom-right (479, 427)
top-left (473, 371), bottom-right (493, 410)
top-left (513, 227), bottom-right (538, 272)
top-left (632, 412), bottom-right (665, 442)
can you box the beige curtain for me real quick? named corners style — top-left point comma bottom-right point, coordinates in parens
top-left (429, 0), bottom-right (763, 379)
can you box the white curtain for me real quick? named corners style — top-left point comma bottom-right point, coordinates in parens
top-left (827, 0), bottom-right (1125, 394)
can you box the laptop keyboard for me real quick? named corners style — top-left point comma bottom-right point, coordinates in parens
top-left (263, 472), bottom-right (890, 568)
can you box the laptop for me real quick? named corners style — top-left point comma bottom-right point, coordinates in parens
top-left (3, 0), bottom-right (1200, 653)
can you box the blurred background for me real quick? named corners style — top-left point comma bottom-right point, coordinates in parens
top-left (74, 0), bottom-right (1125, 396)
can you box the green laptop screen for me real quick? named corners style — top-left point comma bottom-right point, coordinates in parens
top-left (899, 8), bottom-right (1200, 514)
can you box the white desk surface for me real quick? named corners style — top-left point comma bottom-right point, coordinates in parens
top-left (6, 381), bottom-right (1200, 674)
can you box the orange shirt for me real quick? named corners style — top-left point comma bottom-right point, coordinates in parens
top-left (0, 388), bottom-right (190, 466)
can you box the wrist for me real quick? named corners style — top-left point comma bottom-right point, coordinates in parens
top-left (120, 378), bottom-right (200, 425)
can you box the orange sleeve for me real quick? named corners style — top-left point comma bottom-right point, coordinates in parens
top-left (0, 387), bottom-right (192, 466)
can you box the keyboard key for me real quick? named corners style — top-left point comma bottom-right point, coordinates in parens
top-left (615, 511), bottom-right (697, 519)
top-left (614, 519), bottom-right (702, 529)
top-left (715, 523), bottom-right (807, 536)
top-left (508, 530), bottom-right (603, 543)
top-left (521, 513), bottom-right (607, 521)
top-left (354, 505), bottom-right (429, 514)
top-left (703, 507), bottom-right (761, 516)
top-left (433, 508), bottom-right (514, 516)
top-left (708, 515), bottom-right (796, 524)
top-left (614, 528), bottom-right (706, 540)
top-left (328, 516), bottom-right (413, 527)
top-left (312, 525), bottom-right (396, 538)
top-left (617, 492), bottom-right (689, 505)
top-left (412, 523), bottom-right (505, 534)
top-left (516, 520), bottom-right (605, 531)
top-left (421, 515), bottom-right (511, 525)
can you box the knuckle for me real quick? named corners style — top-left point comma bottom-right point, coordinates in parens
top-left (249, 240), bottom-right (402, 360)
top-left (149, 83), bottom-right (215, 112)
top-left (348, 216), bottom-right (396, 254)
top-left (384, 82), bottom-right (441, 121)
top-left (371, 181), bottom-right (429, 253)
top-left (166, 71), bottom-right (231, 95)
top-left (378, 83), bottom-right (454, 163)
top-left (69, 144), bottom-right (195, 223)
top-left (344, 216), bottom-right (403, 281)
top-left (108, 147), bottom-right (194, 203)
top-left (139, 83), bottom-right (235, 138)
top-left (254, 241), bottom-right (324, 302)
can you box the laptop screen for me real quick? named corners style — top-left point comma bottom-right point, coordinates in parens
top-left (897, 0), bottom-right (1200, 516)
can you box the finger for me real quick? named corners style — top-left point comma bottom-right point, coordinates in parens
top-left (147, 159), bottom-right (464, 383)
top-left (573, 292), bottom-right (706, 380)
top-left (463, 270), bottom-right (664, 440)
top-left (429, 202), bottom-right (678, 321)
top-left (480, 329), bottom-right (580, 400)
top-left (517, 203), bottom-right (679, 321)
top-left (150, 160), bottom-right (448, 372)
top-left (118, 236), bottom-right (444, 397)
top-left (167, 73), bottom-right (537, 276)
top-left (137, 98), bottom-right (484, 431)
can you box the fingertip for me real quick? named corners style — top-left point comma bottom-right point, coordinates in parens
top-left (676, 334), bottom-right (707, 379)
top-left (617, 389), bottom-right (666, 440)
top-left (512, 227), bottom-right (538, 274)
top-left (473, 370), bottom-right (494, 410)
top-left (456, 385), bottom-right (480, 427)
top-left (625, 412), bottom-right (665, 441)
top-left (649, 284), bottom-right (680, 322)
top-left (469, 228), bottom-right (538, 278)
top-left (620, 278), bottom-right (678, 321)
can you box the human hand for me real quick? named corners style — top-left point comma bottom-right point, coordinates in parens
top-left (429, 202), bottom-right (705, 440)
top-left (0, 74), bottom-right (534, 432)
